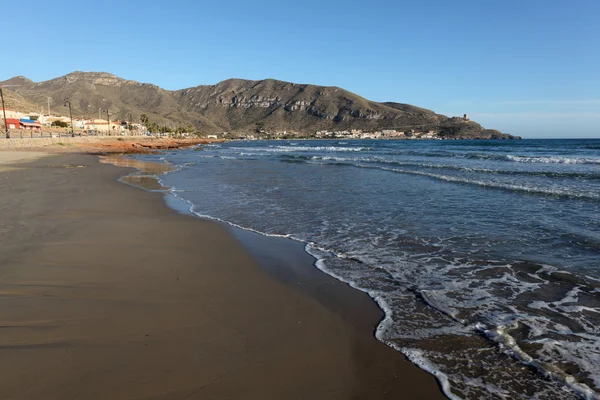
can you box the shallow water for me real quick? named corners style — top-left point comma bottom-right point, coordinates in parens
top-left (135, 139), bottom-right (600, 399)
top-left (99, 156), bottom-right (172, 191)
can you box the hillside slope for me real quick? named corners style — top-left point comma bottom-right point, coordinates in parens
top-left (0, 86), bottom-right (41, 114)
top-left (1, 72), bottom-right (517, 138)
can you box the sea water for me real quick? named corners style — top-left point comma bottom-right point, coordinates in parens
top-left (135, 139), bottom-right (600, 399)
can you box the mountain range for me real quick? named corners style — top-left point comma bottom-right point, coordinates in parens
top-left (0, 72), bottom-right (518, 139)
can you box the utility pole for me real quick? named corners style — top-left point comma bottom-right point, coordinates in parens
top-left (0, 85), bottom-right (22, 138)
top-left (0, 88), bottom-right (8, 138)
top-left (98, 108), bottom-right (101, 120)
top-left (64, 100), bottom-right (74, 137)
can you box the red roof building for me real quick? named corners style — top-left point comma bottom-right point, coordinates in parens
top-left (5, 118), bottom-right (20, 129)
top-left (3, 118), bottom-right (42, 130)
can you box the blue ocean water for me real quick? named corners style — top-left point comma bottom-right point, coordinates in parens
top-left (136, 139), bottom-right (600, 399)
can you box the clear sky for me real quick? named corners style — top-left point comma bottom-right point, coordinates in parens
top-left (2, 0), bottom-right (599, 138)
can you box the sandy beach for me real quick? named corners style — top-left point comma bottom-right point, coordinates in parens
top-left (0, 150), bottom-right (445, 399)
top-left (0, 136), bottom-right (221, 154)
top-left (0, 151), bottom-right (50, 172)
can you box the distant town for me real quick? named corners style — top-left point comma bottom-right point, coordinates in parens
top-left (234, 114), bottom-right (478, 140)
top-left (238, 127), bottom-right (441, 140)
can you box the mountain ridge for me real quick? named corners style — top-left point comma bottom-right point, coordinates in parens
top-left (1, 71), bottom-right (519, 139)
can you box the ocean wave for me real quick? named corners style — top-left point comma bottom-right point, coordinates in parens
top-left (298, 155), bottom-right (600, 180)
top-left (375, 165), bottom-right (600, 200)
top-left (478, 323), bottom-right (600, 400)
top-left (464, 153), bottom-right (600, 164)
top-left (274, 148), bottom-right (600, 165)
top-left (371, 150), bottom-right (600, 165)
top-left (302, 159), bottom-right (600, 200)
top-left (505, 155), bottom-right (600, 164)
top-left (229, 145), bottom-right (371, 153)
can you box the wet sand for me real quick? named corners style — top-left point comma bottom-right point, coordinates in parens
top-left (0, 152), bottom-right (445, 399)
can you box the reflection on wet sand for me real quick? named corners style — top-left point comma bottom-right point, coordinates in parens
top-left (99, 155), bottom-right (172, 191)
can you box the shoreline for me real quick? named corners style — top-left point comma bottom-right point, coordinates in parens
top-left (116, 153), bottom-right (455, 398)
top-left (102, 150), bottom-right (451, 398)
top-left (102, 153), bottom-right (407, 331)
top-left (0, 150), bottom-right (446, 399)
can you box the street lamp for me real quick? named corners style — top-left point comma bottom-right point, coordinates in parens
top-left (126, 113), bottom-right (132, 135)
top-left (64, 100), bottom-right (74, 137)
top-left (104, 109), bottom-right (110, 136)
top-left (0, 88), bottom-right (8, 139)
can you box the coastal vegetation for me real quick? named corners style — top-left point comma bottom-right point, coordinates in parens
top-left (51, 120), bottom-right (68, 128)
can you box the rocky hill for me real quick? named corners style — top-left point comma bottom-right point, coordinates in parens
top-left (1, 72), bottom-right (518, 139)
top-left (0, 86), bottom-right (41, 114)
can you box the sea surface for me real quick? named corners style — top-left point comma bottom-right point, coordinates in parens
top-left (135, 139), bottom-right (600, 399)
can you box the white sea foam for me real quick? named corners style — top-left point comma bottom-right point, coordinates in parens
top-left (230, 145), bottom-right (369, 153)
top-left (477, 323), bottom-right (600, 400)
top-left (309, 233), bottom-right (600, 399)
top-left (311, 155), bottom-right (600, 179)
top-left (294, 156), bottom-right (600, 199)
top-left (303, 244), bottom-right (470, 400)
top-left (506, 155), bottom-right (600, 165)
top-left (401, 348), bottom-right (462, 400)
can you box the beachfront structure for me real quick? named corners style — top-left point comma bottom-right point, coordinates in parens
top-left (84, 119), bottom-right (124, 134)
top-left (84, 120), bottom-right (109, 134)
top-left (43, 116), bottom-right (71, 127)
top-left (3, 118), bottom-right (19, 130)
top-left (72, 119), bottom-right (87, 129)
top-left (110, 121), bottom-right (124, 134)
top-left (3, 118), bottom-right (42, 130)
top-left (20, 118), bottom-right (42, 130)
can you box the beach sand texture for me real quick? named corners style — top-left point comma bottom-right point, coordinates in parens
top-left (0, 153), bottom-right (444, 399)
top-left (0, 151), bottom-right (49, 171)
top-left (0, 136), bottom-right (220, 153)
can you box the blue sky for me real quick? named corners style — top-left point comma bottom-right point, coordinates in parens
top-left (1, 0), bottom-right (599, 138)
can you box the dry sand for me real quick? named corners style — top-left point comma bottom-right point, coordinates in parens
top-left (0, 151), bottom-right (50, 171)
top-left (0, 153), bottom-right (446, 399)
top-left (0, 136), bottom-right (221, 154)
